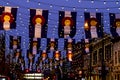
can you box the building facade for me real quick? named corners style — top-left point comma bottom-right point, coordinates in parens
top-left (92, 35), bottom-right (112, 80)
top-left (112, 39), bottom-right (120, 80)
top-left (83, 34), bottom-right (113, 80)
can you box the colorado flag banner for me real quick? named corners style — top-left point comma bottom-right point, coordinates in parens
top-left (64, 38), bottom-right (75, 50)
top-left (53, 50), bottom-right (61, 61)
top-left (0, 6), bottom-right (17, 30)
top-left (27, 50), bottom-right (34, 71)
top-left (29, 38), bottom-right (40, 55)
top-left (58, 11), bottom-right (77, 38)
top-left (81, 39), bottom-right (92, 54)
top-left (109, 13), bottom-right (120, 37)
top-left (84, 12), bottom-right (103, 39)
top-left (29, 9), bottom-right (48, 38)
top-left (47, 38), bottom-right (58, 51)
top-left (14, 49), bottom-right (22, 63)
top-left (10, 36), bottom-right (21, 49)
top-left (67, 50), bottom-right (73, 62)
top-left (41, 50), bottom-right (47, 61)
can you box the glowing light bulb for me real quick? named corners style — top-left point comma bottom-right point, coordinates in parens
top-left (61, 7), bottom-right (64, 10)
top-left (38, 2), bottom-right (41, 5)
top-left (84, 8), bottom-right (87, 11)
top-left (91, 0), bottom-right (94, 3)
top-left (116, 1), bottom-right (119, 4)
top-left (104, 1), bottom-right (106, 4)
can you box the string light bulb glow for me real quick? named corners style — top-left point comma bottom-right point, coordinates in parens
top-left (27, 0), bottom-right (30, 2)
top-left (73, 7), bottom-right (76, 11)
top-left (91, 0), bottom-right (94, 3)
top-left (96, 8), bottom-right (98, 11)
top-left (104, 1), bottom-right (106, 4)
top-left (107, 8), bottom-right (110, 11)
top-left (38, 2), bottom-right (41, 5)
top-left (78, 0), bottom-right (81, 3)
top-left (116, 1), bottom-right (119, 4)
top-left (84, 8), bottom-right (87, 11)
top-left (50, 5), bottom-right (53, 8)
top-left (61, 6), bottom-right (64, 10)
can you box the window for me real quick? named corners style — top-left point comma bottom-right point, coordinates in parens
top-left (118, 50), bottom-right (120, 64)
top-left (93, 51), bottom-right (97, 65)
top-left (105, 44), bottom-right (111, 61)
top-left (98, 48), bottom-right (102, 62)
top-left (115, 52), bottom-right (117, 65)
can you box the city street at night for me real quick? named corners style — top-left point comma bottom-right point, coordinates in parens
top-left (0, 0), bottom-right (120, 80)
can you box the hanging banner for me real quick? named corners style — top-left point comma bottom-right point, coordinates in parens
top-left (37, 58), bottom-right (43, 71)
top-left (27, 50), bottom-right (34, 71)
top-left (53, 50), bottom-right (61, 61)
top-left (47, 38), bottom-right (58, 51)
top-left (58, 11), bottom-right (76, 38)
top-left (14, 49), bottom-right (22, 63)
top-left (64, 38), bottom-right (75, 50)
top-left (49, 59), bottom-right (53, 71)
top-left (19, 56), bottom-right (25, 71)
top-left (84, 12), bottom-right (103, 39)
top-left (29, 38), bottom-right (40, 55)
top-left (67, 50), bottom-right (73, 62)
top-left (41, 50), bottom-right (47, 61)
top-left (81, 39), bottom-right (92, 54)
top-left (60, 59), bottom-right (63, 66)
top-left (29, 9), bottom-right (48, 38)
top-left (0, 6), bottom-right (17, 30)
top-left (9, 36), bottom-right (21, 50)
top-left (109, 13), bottom-right (120, 37)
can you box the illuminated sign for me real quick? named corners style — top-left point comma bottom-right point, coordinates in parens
top-left (23, 73), bottom-right (44, 80)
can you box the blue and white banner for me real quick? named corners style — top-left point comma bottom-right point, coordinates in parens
top-left (53, 50), bottom-right (61, 61)
top-left (29, 9), bottom-right (48, 38)
top-left (41, 50), bottom-right (47, 61)
top-left (109, 13), bottom-right (120, 37)
top-left (29, 38), bottom-right (40, 55)
top-left (58, 11), bottom-right (77, 38)
top-left (81, 39), bottom-right (92, 54)
top-left (0, 6), bottom-right (17, 30)
top-left (14, 49), bottom-right (22, 63)
top-left (64, 38), bottom-right (75, 50)
top-left (84, 12), bottom-right (103, 39)
top-left (27, 50), bottom-right (34, 71)
top-left (9, 36), bottom-right (21, 50)
top-left (47, 38), bottom-right (58, 51)
top-left (66, 50), bottom-right (73, 61)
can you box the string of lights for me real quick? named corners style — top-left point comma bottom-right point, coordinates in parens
top-left (1, 0), bottom-right (120, 10)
